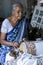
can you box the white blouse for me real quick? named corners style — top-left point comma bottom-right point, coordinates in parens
top-left (1, 19), bottom-right (13, 33)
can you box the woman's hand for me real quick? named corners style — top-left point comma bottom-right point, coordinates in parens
top-left (13, 42), bottom-right (19, 48)
top-left (20, 38), bottom-right (26, 43)
top-left (22, 38), bottom-right (26, 41)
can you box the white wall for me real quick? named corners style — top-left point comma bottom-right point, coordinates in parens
top-left (0, 0), bottom-right (11, 18)
top-left (2, 0), bottom-right (11, 18)
top-left (0, 0), bottom-right (27, 18)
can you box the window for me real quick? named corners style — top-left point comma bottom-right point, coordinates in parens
top-left (31, 6), bottom-right (43, 29)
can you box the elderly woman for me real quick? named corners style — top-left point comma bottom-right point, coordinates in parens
top-left (0, 3), bottom-right (28, 65)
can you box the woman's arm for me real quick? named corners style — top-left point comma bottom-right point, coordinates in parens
top-left (1, 33), bottom-right (19, 47)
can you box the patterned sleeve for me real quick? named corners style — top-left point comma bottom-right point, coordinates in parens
top-left (1, 19), bottom-right (8, 33)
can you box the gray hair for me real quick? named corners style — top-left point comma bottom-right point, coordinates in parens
top-left (12, 3), bottom-right (24, 11)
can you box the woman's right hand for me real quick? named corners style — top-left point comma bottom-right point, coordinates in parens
top-left (13, 42), bottom-right (19, 48)
top-left (1, 33), bottom-right (19, 47)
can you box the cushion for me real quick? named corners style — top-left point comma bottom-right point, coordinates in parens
top-left (35, 41), bottom-right (43, 55)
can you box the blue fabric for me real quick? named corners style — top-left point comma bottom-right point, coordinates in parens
top-left (0, 18), bottom-right (28, 65)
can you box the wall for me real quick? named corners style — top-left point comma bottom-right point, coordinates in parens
top-left (0, 0), bottom-right (4, 18)
top-left (0, 0), bottom-right (37, 18)
top-left (0, 0), bottom-right (27, 18)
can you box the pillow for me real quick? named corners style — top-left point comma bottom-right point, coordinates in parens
top-left (34, 41), bottom-right (43, 55)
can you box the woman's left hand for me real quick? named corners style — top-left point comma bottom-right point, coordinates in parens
top-left (20, 38), bottom-right (26, 43)
top-left (22, 38), bottom-right (26, 41)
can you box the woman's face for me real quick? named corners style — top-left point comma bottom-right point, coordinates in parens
top-left (12, 6), bottom-right (23, 20)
